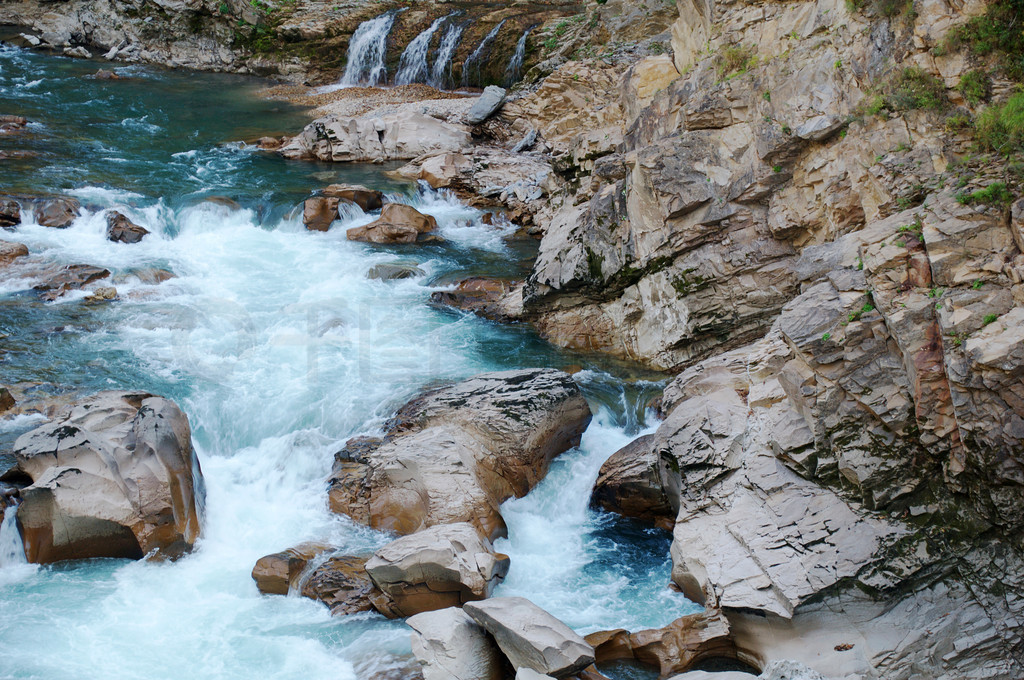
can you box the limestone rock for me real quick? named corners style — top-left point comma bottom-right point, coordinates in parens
top-left (327, 369), bottom-right (591, 542)
top-left (303, 196), bottom-right (339, 232)
top-left (365, 522), bottom-right (510, 618)
top-left (13, 391), bottom-right (204, 563)
top-left (281, 110), bottom-right (471, 164)
top-left (106, 211), bottom-right (149, 243)
top-left (347, 203), bottom-right (439, 245)
top-left (84, 286), bottom-right (117, 303)
top-left (590, 434), bottom-right (675, 530)
top-left (466, 86), bottom-right (507, 125)
top-left (0, 239), bottom-right (29, 266)
top-left (367, 263), bottom-right (425, 280)
top-left (33, 264), bottom-right (110, 301)
top-left (408, 606), bottom-right (504, 680)
top-left (463, 597), bottom-right (595, 678)
top-left (251, 542), bottom-right (332, 595)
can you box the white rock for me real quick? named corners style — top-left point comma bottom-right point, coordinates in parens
top-left (408, 607), bottom-right (503, 680)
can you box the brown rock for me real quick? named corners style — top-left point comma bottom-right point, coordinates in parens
top-left (347, 203), bottom-right (439, 245)
top-left (303, 196), bottom-right (340, 232)
top-left (92, 69), bottom-right (123, 80)
top-left (33, 264), bottom-right (110, 301)
top-left (252, 542), bottom-right (332, 595)
top-left (0, 239), bottom-right (29, 266)
top-left (0, 198), bottom-right (21, 228)
top-left (256, 136), bottom-right (284, 150)
top-left (129, 268), bottom-right (176, 284)
top-left (301, 555), bottom-right (377, 616)
top-left (590, 435), bottom-right (675, 530)
top-left (0, 386), bottom-right (16, 413)
top-left (629, 611), bottom-right (735, 677)
top-left (33, 196), bottom-right (81, 228)
top-left (106, 211), bottom-right (149, 243)
top-left (322, 184), bottom-right (384, 212)
top-left (430, 277), bottom-right (519, 322)
top-left (84, 286), bottom-right (117, 303)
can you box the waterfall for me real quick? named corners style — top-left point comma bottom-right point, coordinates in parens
top-left (395, 12), bottom-right (461, 86)
top-left (428, 18), bottom-right (467, 90)
top-left (340, 9), bottom-right (404, 87)
top-left (504, 27), bottom-right (532, 86)
top-left (461, 19), bottom-right (506, 88)
top-left (0, 506), bottom-right (26, 566)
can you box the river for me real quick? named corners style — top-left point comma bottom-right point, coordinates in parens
top-left (0, 43), bottom-right (697, 680)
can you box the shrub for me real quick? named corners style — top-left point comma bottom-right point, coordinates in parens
top-left (958, 70), bottom-right (992, 105)
top-left (956, 181), bottom-right (1015, 205)
top-left (715, 45), bottom-right (757, 79)
top-left (974, 91), bottom-right (1024, 154)
top-left (861, 66), bottom-right (948, 115)
top-left (945, 0), bottom-right (1024, 81)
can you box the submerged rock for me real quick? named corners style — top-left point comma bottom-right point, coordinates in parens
top-left (252, 542), bottom-right (332, 595)
top-left (106, 211), bottom-right (149, 243)
top-left (33, 264), bottom-right (110, 301)
top-left (365, 522), bottom-right (510, 618)
top-left (463, 596), bottom-right (595, 678)
top-left (430, 277), bottom-right (520, 322)
top-left (0, 198), bottom-right (21, 227)
top-left (12, 391), bottom-right (204, 563)
top-left (408, 606), bottom-right (504, 680)
top-left (327, 368), bottom-right (591, 541)
top-left (347, 203), bottom-right (439, 245)
top-left (367, 263), bottom-right (425, 280)
top-left (300, 555), bottom-right (377, 616)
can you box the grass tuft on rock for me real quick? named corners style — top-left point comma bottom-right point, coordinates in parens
top-left (975, 91), bottom-right (1024, 155)
top-left (944, 0), bottom-right (1024, 81)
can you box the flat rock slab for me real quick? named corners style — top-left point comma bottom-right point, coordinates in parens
top-left (408, 606), bottom-right (504, 680)
top-left (463, 596), bottom-right (595, 677)
top-left (466, 86), bottom-right (507, 125)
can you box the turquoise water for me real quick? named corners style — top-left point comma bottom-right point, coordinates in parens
top-left (0, 44), bottom-right (692, 680)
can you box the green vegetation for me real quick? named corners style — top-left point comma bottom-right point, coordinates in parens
top-left (822, 332), bottom-right (832, 342)
top-left (974, 91), bottom-right (1024, 154)
top-left (715, 45), bottom-right (757, 79)
top-left (983, 313), bottom-right (999, 326)
top-left (863, 66), bottom-right (948, 115)
top-left (958, 70), bottom-right (992, 105)
top-left (956, 181), bottom-right (1015, 205)
top-left (848, 302), bottom-right (876, 323)
top-left (972, 279), bottom-right (985, 290)
top-left (944, 0), bottom-right (1024, 81)
top-left (773, 164), bottom-right (783, 173)
top-left (845, 0), bottom-right (916, 19)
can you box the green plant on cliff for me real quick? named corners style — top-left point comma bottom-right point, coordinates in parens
top-left (715, 45), bottom-right (758, 80)
top-left (846, 0), bottom-right (916, 19)
top-left (944, 0), bottom-right (1024, 81)
top-left (875, 66), bottom-right (949, 113)
top-left (974, 91), bottom-right (1024, 155)
top-left (956, 181), bottom-right (1015, 205)
top-left (958, 70), bottom-right (992, 105)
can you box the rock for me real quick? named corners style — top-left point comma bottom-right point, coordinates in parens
top-left (106, 211), bottom-right (149, 243)
top-left (33, 196), bottom-right (81, 228)
top-left (0, 239), bottom-right (29, 266)
top-left (466, 86), bottom-right (507, 125)
top-left (12, 391), bottom-right (204, 563)
top-left (252, 542), bottom-right (332, 595)
top-left (63, 46), bottom-right (92, 59)
top-left (303, 196), bottom-right (339, 232)
top-left (281, 110), bottom-right (471, 164)
top-left (758, 660), bottom-right (825, 680)
top-left (255, 136), bottom-right (284, 150)
top-left (667, 673), bottom-right (752, 680)
top-left (322, 183), bottom-right (384, 212)
top-left (365, 522), bottom-right (510, 618)
top-left (515, 670), bottom-right (554, 680)
top-left (430, 277), bottom-right (519, 322)
top-left (346, 203), bottom-right (439, 245)
top-left (128, 268), bottom-right (176, 285)
top-left (0, 198), bottom-right (20, 227)
top-left (367, 263), bottom-right (425, 280)
top-left (0, 387), bottom-right (16, 413)
top-left (300, 555), bottom-right (377, 616)
top-left (408, 606), bottom-right (504, 680)
top-left (327, 369), bottom-right (591, 541)
top-left (84, 286), bottom-right (117, 303)
top-left (33, 264), bottom-right (110, 301)
top-left (590, 434), bottom-right (675, 530)
top-left (463, 597), bottom-right (595, 678)
top-left (92, 69), bottom-right (122, 80)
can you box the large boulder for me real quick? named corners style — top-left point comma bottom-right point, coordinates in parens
top-left (303, 196), bottom-right (339, 232)
top-left (327, 369), bottom-right (592, 541)
top-left (463, 597), bottom-right (595, 678)
top-left (106, 211), bottom-right (149, 243)
top-left (408, 606), bottom-right (504, 680)
top-left (365, 522), bottom-right (510, 618)
top-left (280, 110), bottom-right (471, 164)
top-left (590, 434), bottom-right (675, 530)
top-left (347, 203), bottom-right (439, 245)
top-left (12, 391), bottom-right (204, 563)
top-left (466, 86), bottom-right (507, 125)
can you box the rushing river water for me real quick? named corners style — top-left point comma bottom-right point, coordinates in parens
top-left (0, 43), bottom-right (697, 679)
